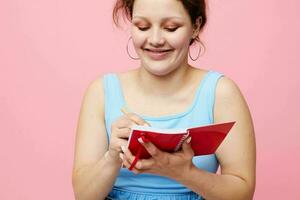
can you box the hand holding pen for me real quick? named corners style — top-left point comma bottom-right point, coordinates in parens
top-left (105, 106), bottom-right (150, 166)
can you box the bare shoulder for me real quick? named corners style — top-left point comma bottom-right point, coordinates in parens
top-left (214, 75), bottom-right (252, 120)
top-left (86, 75), bottom-right (105, 98)
top-left (81, 75), bottom-right (105, 116)
top-left (216, 76), bottom-right (244, 104)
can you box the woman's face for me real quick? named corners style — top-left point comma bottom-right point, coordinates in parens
top-left (131, 0), bottom-right (197, 76)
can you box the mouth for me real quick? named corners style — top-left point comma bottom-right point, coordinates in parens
top-left (143, 48), bottom-right (173, 60)
top-left (143, 48), bottom-right (173, 53)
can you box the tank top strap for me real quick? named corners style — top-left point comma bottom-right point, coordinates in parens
top-left (103, 73), bottom-right (125, 140)
top-left (103, 73), bottom-right (124, 112)
top-left (192, 70), bottom-right (224, 123)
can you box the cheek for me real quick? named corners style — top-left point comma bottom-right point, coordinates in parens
top-left (131, 30), bottom-right (146, 48)
top-left (168, 32), bottom-right (191, 49)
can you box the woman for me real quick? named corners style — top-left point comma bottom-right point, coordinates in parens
top-left (72, 0), bottom-right (256, 199)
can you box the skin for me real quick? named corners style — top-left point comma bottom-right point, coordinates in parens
top-left (131, 0), bottom-right (200, 77)
top-left (72, 0), bottom-right (256, 199)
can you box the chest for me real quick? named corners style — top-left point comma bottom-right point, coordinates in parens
top-left (122, 84), bottom-right (198, 118)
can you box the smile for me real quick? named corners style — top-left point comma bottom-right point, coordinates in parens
top-left (143, 48), bottom-right (173, 60)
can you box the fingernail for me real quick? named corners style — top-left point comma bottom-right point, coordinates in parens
top-left (140, 135), bottom-right (150, 143)
top-left (186, 137), bottom-right (192, 144)
top-left (119, 153), bottom-right (124, 160)
top-left (138, 137), bottom-right (144, 144)
top-left (121, 146), bottom-right (126, 153)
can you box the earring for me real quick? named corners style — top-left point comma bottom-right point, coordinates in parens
top-left (126, 36), bottom-right (140, 60)
top-left (188, 40), bottom-right (202, 61)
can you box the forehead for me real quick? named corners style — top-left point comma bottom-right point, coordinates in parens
top-left (132, 0), bottom-right (190, 22)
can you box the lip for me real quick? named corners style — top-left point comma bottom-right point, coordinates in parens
top-left (143, 48), bottom-right (173, 60)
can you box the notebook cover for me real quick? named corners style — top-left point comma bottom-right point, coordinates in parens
top-left (188, 121), bottom-right (236, 155)
top-left (127, 121), bottom-right (235, 170)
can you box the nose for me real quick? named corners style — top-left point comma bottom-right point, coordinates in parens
top-left (148, 28), bottom-right (165, 47)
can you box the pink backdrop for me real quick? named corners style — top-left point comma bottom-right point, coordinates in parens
top-left (1, 0), bottom-right (299, 199)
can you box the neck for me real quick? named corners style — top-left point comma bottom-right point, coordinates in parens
top-left (134, 62), bottom-right (195, 96)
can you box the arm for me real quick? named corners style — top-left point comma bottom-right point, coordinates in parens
top-left (175, 76), bottom-right (256, 200)
top-left (72, 77), bottom-right (121, 200)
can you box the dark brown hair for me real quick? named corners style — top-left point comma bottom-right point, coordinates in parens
top-left (112, 0), bottom-right (207, 45)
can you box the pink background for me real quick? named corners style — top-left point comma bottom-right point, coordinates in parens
top-left (1, 0), bottom-right (299, 199)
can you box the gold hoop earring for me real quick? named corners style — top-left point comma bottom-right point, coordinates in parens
top-left (188, 41), bottom-right (202, 61)
top-left (126, 36), bottom-right (140, 60)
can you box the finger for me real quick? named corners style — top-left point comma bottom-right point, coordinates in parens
top-left (121, 108), bottom-right (151, 127)
top-left (125, 113), bottom-right (150, 126)
top-left (122, 146), bottom-right (136, 168)
top-left (113, 118), bottom-right (135, 129)
top-left (123, 146), bottom-right (135, 163)
top-left (118, 138), bottom-right (129, 149)
top-left (182, 137), bottom-right (194, 156)
top-left (122, 147), bottom-right (146, 172)
top-left (121, 150), bottom-right (134, 169)
top-left (122, 153), bottom-right (142, 174)
top-left (135, 158), bottom-right (155, 170)
top-left (138, 137), bottom-right (162, 159)
top-left (108, 139), bottom-right (128, 155)
top-left (119, 153), bottom-right (126, 168)
top-left (114, 127), bottom-right (131, 139)
top-left (122, 154), bottom-right (131, 169)
top-left (121, 149), bottom-right (153, 174)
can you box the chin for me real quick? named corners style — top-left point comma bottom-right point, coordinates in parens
top-left (142, 61), bottom-right (178, 76)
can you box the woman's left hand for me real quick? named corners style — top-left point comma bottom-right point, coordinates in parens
top-left (121, 137), bottom-right (195, 180)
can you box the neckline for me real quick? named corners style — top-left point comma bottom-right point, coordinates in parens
top-left (114, 70), bottom-right (212, 121)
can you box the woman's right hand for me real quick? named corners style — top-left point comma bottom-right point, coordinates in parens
top-left (106, 112), bottom-right (150, 164)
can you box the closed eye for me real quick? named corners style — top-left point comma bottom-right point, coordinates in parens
top-left (165, 27), bottom-right (179, 32)
top-left (137, 27), bottom-right (179, 32)
top-left (138, 27), bottom-right (149, 31)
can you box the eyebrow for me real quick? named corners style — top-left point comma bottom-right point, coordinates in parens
top-left (132, 16), bottom-right (183, 21)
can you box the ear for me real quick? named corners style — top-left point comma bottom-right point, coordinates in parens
top-left (192, 16), bottom-right (202, 39)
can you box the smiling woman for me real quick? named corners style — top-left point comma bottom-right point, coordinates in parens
top-left (72, 0), bottom-right (256, 199)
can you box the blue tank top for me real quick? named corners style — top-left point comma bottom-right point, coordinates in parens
top-left (103, 70), bottom-right (224, 199)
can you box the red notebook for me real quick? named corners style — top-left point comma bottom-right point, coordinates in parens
top-left (127, 121), bottom-right (235, 170)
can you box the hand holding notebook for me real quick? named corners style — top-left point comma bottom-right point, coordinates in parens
top-left (126, 121), bottom-right (235, 170)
